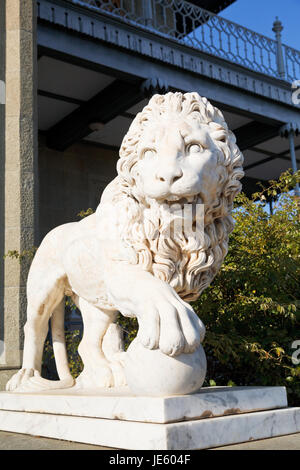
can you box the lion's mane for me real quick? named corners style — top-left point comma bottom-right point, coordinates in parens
top-left (114, 92), bottom-right (244, 301)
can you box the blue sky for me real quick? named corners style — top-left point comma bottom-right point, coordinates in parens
top-left (220, 0), bottom-right (300, 50)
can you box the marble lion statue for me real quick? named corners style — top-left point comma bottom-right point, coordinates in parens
top-left (7, 92), bottom-right (244, 392)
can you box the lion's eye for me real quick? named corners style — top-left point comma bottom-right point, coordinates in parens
top-left (188, 144), bottom-right (202, 154)
top-left (143, 149), bottom-right (156, 159)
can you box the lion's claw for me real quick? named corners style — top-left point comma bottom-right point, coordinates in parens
top-left (136, 286), bottom-right (205, 357)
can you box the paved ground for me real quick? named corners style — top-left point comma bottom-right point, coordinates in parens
top-left (213, 433), bottom-right (300, 450)
top-left (0, 431), bottom-right (112, 450)
top-left (0, 431), bottom-right (299, 450)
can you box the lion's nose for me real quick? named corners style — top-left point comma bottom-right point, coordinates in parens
top-left (155, 167), bottom-right (183, 186)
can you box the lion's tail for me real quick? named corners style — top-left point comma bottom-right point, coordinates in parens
top-left (50, 298), bottom-right (74, 385)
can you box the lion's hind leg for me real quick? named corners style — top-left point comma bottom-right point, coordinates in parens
top-left (74, 297), bottom-right (123, 389)
top-left (6, 272), bottom-right (73, 392)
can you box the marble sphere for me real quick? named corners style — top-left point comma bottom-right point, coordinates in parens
top-left (124, 339), bottom-right (207, 396)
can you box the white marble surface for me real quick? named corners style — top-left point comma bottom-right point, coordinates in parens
top-left (0, 407), bottom-right (299, 450)
top-left (6, 92), bottom-right (244, 395)
top-left (0, 386), bottom-right (288, 424)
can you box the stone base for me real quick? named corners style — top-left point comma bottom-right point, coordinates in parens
top-left (0, 386), bottom-right (299, 450)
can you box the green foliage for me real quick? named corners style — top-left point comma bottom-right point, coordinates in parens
top-left (77, 208), bottom-right (94, 219)
top-left (117, 314), bottom-right (138, 350)
top-left (193, 170), bottom-right (300, 404)
top-left (4, 247), bottom-right (37, 261)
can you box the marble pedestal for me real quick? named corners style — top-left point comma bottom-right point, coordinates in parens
top-left (0, 386), bottom-right (299, 450)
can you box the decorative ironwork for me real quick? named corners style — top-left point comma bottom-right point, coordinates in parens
top-left (284, 46), bottom-right (300, 83)
top-left (67, 0), bottom-right (300, 82)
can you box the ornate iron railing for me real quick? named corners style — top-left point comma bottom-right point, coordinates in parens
top-left (67, 0), bottom-right (299, 82)
top-left (284, 45), bottom-right (300, 83)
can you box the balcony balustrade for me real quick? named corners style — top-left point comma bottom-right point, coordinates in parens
top-left (66, 0), bottom-right (299, 82)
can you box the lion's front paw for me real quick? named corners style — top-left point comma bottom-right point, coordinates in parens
top-left (137, 286), bottom-right (205, 357)
top-left (75, 363), bottom-right (114, 389)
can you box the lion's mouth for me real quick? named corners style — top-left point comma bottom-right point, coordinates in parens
top-left (163, 194), bottom-right (198, 206)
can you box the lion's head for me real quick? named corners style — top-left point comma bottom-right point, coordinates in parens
top-left (115, 92), bottom-right (244, 301)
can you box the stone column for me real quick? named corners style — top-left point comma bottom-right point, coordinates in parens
top-left (0, 0), bottom-right (6, 376)
top-left (0, 0), bottom-right (38, 389)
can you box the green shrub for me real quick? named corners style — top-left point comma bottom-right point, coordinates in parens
top-left (193, 170), bottom-right (300, 404)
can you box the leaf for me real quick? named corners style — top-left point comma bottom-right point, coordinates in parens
top-left (227, 380), bottom-right (236, 387)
